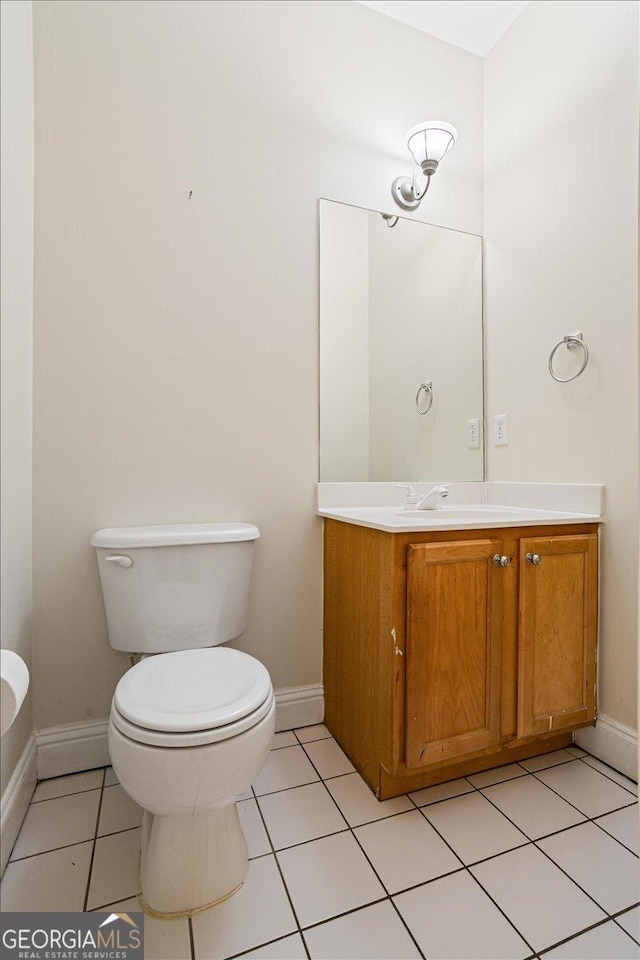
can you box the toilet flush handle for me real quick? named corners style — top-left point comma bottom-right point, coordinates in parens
top-left (104, 555), bottom-right (134, 568)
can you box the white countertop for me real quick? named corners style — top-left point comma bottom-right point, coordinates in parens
top-left (317, 504), bottom-right (601, 532)
top-left (317, 484), bottom-right (604, 533)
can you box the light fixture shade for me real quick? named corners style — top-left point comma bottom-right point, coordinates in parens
top-left (406, 121), bottom-right (458, 167)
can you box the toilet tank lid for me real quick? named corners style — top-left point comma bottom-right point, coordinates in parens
top-left (91, 522), bottom-right (260, 548)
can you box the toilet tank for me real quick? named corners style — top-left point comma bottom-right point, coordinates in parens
top-left (91, 523), bottom-right (260, 654)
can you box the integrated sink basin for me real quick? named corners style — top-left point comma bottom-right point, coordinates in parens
top-left (397, 505), bottom-right (533, 520)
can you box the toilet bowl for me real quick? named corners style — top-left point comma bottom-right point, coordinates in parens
top-left (91, 522), bottom-right (273, 916)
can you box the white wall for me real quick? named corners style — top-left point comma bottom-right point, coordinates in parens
top-left (1, 0), bottom-right (34, 793)
top-left (319, 202), bottom-right (370, 481)
top-left (33, 0), bottom-right (484, 729)
top-left (485, 0), bottom-right (639, 729)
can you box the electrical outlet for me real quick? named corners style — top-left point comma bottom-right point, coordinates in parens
top-left (467, 418), bottom-right (480, 449)
top-left (493, 413), bottom-right (509, 446)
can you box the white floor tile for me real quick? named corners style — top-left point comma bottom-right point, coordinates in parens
top-left (32, 770), bottom-right (104, 802)
top-left (104, 767), bottom-right (119, 786)
top-left (0, 841), bottom-right (93, 911)
top-left (98, 784), bottom-right (143, 836)
top-left (394, 869), bottom-right (530, 959)
top-left (235, 933), bottom-right (307, 959)
top-left (409, 777), bottom-right (474, 807)
top-left (471, 844), bottom-right (606, 953)
top-left (423, 792), bottom-right (528, 864)
top-left (325, 773), bottom-right (413, 827)
top-left (87, 828), bottom-right (140, 909)
top-left (277, 831), bottom-right (385, 927)
top-left (565, 746), bottom-right (588, 758)
top-left (257, 782), bottom-right (346, 850)
top-left (238, 798), bottom-right (271, 858)
top-left (617, 907), bottom-right (640, 945)
top-left (354, 809), bottom-right (461, 893)
top-left (11, 789), bottom-right (101, 860)
top-left (520, 750), bottom-right (576, 772)
top-left (272, 731), bottom-right (298, 749)
top-left (538, 822), bottom-right (640, 915)
top-left (191, 855), bottom-right (296, 960)
top-left (596, 804), bottom-right (639, 854)
top-left (581, 756), bottom-right (638, 796)
top-left (98, 897), bottom-right (191, 960)
top-left (536, 761), bottom-right (637, 818)
top-left (542, 921), bottom-right (640, 959)
top-left (252, 746), bottom-right (319, 796)
top-left (305, 900), bottom-right (422, 959)
top-left (467, 764), bottom-right (526, 789)
top-left (295, 724), bottom-right (332, 743)
top-left (302, 738), bottom-right (355, 779)
top-left (482, 775), bottom-right (586, 839)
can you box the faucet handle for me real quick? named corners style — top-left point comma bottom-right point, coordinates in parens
top-left (395, 484), bottom-right (420, 507)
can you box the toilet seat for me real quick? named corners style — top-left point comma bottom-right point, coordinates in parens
top-left (111, 647), bottom-right (273, 748)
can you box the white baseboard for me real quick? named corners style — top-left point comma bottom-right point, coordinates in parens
top-left (35, 684), bottom-right (325, 780)
top-left (274, 683), bottom-right (324, 732)
top-left (1, 734), bottom-right (37, 875)
top-left (574, 714), bottom-right (638, 781)
top-left (37, 719), bottom-right (110, 780)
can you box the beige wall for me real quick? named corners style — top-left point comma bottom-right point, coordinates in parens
top-left (1, 0), bottom-right (34, 792)
top-left (485, 0), bottom-right (639, 728)
top-left (33, 0), bottom-right (484, 728)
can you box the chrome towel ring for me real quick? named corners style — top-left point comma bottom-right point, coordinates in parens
top-left (548, 331), bottom-right (589, 383)
top-left (416, 380), bottom-right (433, 415)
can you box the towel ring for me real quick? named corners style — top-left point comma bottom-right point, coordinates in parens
top-left (416, 380), bottom-right (433, 415)
top-left (548, 332), bottom-right (589, 383)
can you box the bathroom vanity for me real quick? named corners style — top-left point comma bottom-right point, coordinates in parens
top-left (320, 500), bottom-right (601, 799)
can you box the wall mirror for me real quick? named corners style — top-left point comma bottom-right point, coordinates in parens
top-left (319, 199), bottom-right (484, 481)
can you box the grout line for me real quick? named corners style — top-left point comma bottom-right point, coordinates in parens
top-left (188, 916), bottom-right (196, 960)
top-left (470, 780), bottom-right (630, 921)
top-left (8, 824), bottom-right (141, 864)
top-left (283, 734), bottom-right (428, 960)
top-left (83, 767), bottom-right (107, 912)
top-left (407, 792), bottom-right (537, 956)
top-left (611, 903), bottom-right (640, 946)
top-left (535, 906), bottom-right (640, 957)
top-left (251, 781), bottom-right (310, 958)
top-left (577, 755), bottom-right (638, 795)
top-left (591, 815), bottom-right (639, 859)
top-left (529, 767), bottom-right (638, 821)
top-left (30, 784), bottom-right (106, 804)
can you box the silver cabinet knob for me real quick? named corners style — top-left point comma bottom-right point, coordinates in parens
top-left (493, 554), bottom-right (511, 568)
top-left (526, 553), bottom-right (542, 566)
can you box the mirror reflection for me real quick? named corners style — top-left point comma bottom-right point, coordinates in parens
top-left (319, 199), bottom-right (484, 482)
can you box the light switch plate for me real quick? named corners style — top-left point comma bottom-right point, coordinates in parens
top-left (467, 418), bottom-right (481, 449)
top-left (493, 413), bottom-right (509, 446)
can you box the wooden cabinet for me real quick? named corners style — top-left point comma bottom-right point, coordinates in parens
top-left (323, 521), bottom-right (598, 799)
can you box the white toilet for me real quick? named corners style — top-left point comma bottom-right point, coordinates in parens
top-left (91, 522), bottom-right (275, 917)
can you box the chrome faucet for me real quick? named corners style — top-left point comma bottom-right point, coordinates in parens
top-left (416, 484), bottom-right (450, 510)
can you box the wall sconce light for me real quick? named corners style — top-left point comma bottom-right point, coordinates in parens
top-left (391, 121), bottom-right (458, 211)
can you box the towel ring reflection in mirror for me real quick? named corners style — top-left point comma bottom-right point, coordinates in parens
top-left (416, 380), bottom-right (434, 415)
top-left (548, 331), bottom-right (589, 383)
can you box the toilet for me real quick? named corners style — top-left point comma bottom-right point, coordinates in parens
top-left (91, 522), bottom-right (275, 917)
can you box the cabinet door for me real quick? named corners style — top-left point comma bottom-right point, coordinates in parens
top-left (518, 534), bottom-right (597, 738)
top-left (405, 539), bottom-right (505, 768)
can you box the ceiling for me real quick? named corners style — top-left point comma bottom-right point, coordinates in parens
top-left (356, 0), bottom-right (530, 56)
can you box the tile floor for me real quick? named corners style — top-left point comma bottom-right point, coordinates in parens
top-left (1, 727), bottom-right (638, 960)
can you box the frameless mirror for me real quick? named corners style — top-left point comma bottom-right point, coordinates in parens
top-left (319, 199), bottom-right (484, 481)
